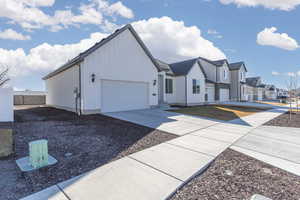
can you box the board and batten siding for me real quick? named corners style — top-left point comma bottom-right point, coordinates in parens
top-left (45, 65), bottom-right (80, 112)
top-left (199, 59), bottom-right (217, 82)
top-left (217, 63), bottom-right (231, 84)
top-left (80, 29), bottom-right (158, 113)
top-left (230, 70), bottom-right (239, 101)
top-left (0, 88), bottom-right (14, 122)
top-left (186, 62), bottom-right (206, 105)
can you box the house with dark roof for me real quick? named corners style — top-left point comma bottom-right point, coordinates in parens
top-left (229, 62), bottom-right (248, 101)
top-left (156, 58), bottom-right (207, 106)
top-left (43, 24), bottom-right (161, 114)
top-left (263, 84), bottom-right (277, 100)
top-left (246, 77), bottom-right (265, 101)
top-left (198, 57), bottom-right (231, 102)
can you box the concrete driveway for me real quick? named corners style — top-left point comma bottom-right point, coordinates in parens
top-left (232, 125), bottom-right (300, 176)
top-left (104, 109), bottom-right (222, 136)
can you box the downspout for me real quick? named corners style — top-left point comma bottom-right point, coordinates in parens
top-left (78, 63), bottom-right (82, 115)
top-left (185, 76), bottom-right (188, 107)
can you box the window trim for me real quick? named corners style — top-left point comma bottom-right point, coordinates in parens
top-left (165, 78), bottom-right (173, 94)
top-left (192, 79), bottom-right (201, 94)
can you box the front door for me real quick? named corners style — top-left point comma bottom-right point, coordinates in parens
top-left (158, 75), bottom-right (164, 104)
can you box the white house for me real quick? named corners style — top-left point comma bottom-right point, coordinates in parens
top-left (156, 58), bottom-right (207, 106)
top-left (43, 25), bottom-right (161, 114)
top-left (0, 87), bottom-right (14, 122)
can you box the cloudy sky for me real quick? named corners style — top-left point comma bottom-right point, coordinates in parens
top-left (1, 0), bottom-right (300, 90)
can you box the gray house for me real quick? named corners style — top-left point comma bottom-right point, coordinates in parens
top-left (199, 57), bottom-right (231, 102)
top-left (246, 77), bottom-right (265, 101)
top-left (229, 62), bottom-right (248, 101)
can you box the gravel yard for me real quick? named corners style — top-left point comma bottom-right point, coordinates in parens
top-left (171, 149), bottom-right (300, 200)
top-left (264, 111), bottom-right (300, 128)
top-left (0, 106), bottom-right (177, 200)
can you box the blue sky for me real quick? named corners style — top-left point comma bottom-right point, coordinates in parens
top-left (0, 0), bottom-right (300, 91)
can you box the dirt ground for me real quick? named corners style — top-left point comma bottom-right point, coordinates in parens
top-left (0, 106), bottom-right (177, 200)
top-left (169, 105), bottom-right (269, 121)
top-left (264, 111), bottom-right (300, 128)
top-left (171, 149), bottom-right (300, 200)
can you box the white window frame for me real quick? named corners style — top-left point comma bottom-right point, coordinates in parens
top-left (192, 79), bottom-right (200, 94)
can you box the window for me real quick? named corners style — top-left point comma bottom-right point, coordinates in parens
top-left (223, 69), bottom-right (227, 80)
top-left (165, 79), bottom-right (173, 94)
top-left (241, 72), bottom-right (244, 80)
top-left (193, 79), bottom-right (200, 94)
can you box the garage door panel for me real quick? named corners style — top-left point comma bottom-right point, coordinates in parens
top-left (101, 80), bottom-right (149, 112)
top-left (206, 87), bottom-right (215, 102)
top-left (220, 89), bottom-right (229, 102)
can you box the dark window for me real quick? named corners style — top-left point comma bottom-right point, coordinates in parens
top-left (165, 79), bottom-right (173, 94)
top-left (193, 79), bottom-right (200, 94)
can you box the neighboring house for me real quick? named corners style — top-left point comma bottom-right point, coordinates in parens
top-left (211, 59), bottom-right (231, 102)
top-left (14, 90), bottom-right (46, 105)
top-left (198, 57), bottom-right (231, 102)
top-left (197, 57), bottom-right (217, 103)
top-left (245, 84), bottom-right (254, 101)
top-left (263, 85), bottom-right (277, 100)
top-left (43, 24), bottom-right (161, 114)
top-left (277, 88), bottom-right (289, 98)
top-left (246, 77), bottom-right (264, 101)
top-left (229, 62), bottom-right (248, 101)
top-left (156, 58), bottom-right (207, 106)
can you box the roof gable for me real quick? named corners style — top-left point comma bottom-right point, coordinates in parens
top-left (43, 24), bottom-right (160, 80)
top-left (229, 62), bottom-right (248, 72)
top-left (168, 58), bottom-right (207, 78)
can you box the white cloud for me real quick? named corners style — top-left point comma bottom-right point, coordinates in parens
top-left (207, 29), bottom-right (223, 39)
top-left (207, 29), bottom-right (218, 35)
top-left (219, 0), bottom-right (300, 11)
top-left (257, 27), bottom-right (299, 50)
top-left (0, 17), bottom-right (225, 83)
top-left (106, 2), bottom-right (134, 19)
top-left (287, 72), bottom-right (296, 77)
top-left (0, 0), bottom-right (134, 32)
top-left (0, 29), bottom-right (31, 40)
top-left (272, 71), bottom-right (280, 76)
top-left (132, 17), bottom-right (226, 62)
top-left (0, 32), bottom-right (108, 77)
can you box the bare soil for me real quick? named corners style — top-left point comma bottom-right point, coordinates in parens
top-left (0, 106), bottom-right (177, 200)
top-left (264, 111), bottom-right (300, 128)
top-left (169, 105), bottom-right (269, 121)
top-left (171, 149), bottom-right (300, 200)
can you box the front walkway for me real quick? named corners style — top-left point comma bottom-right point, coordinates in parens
top-left (104, 109), bottom-right (223, 136)
top-left (21, 107), bottom-right (288, 200)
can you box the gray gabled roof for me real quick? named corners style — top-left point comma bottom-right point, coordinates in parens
top-left (246, 77), bottom-right (262, 87)
top-left (198, 56), bottom-right (230, 68)
top-left (43, 24), bottom-right (161, 80)
top-left (169, 58), bottom-right (207, 78)
top-left (212, 59), bottom-right (229, 66)
top-left (229, 62), bottom-right (248, 72)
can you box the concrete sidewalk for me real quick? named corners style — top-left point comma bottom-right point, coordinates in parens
top-left (21, 108), bottom-right (288, 200)
top-left (232, 125), bottom-right (300, 176)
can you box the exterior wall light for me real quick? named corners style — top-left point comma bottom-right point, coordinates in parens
top-left (91, 73), bottom-right (96, 83)
top-left (153, 79), bottom-right (157, 86)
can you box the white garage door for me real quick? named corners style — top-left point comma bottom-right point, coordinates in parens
top-left (206, 87), bottom-right (215, 102)
top-left (101, 80), bottom-right (149, 112)
top-left (219, 89), bottom-right (229, 102)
